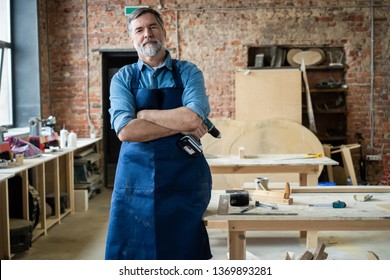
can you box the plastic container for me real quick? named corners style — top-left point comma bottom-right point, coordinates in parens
top-left (59, 125), bottom-right (68, 149)
top-left (67, 130), bottom-right (77, 148)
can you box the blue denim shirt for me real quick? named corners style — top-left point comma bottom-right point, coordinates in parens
top-left (109, 51), bottom-right (210, 134)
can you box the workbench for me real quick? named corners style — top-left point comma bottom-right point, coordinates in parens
top-left (206, 154), bottom-right (338, 186)
top-left (0, 138), bottom-right (102, 260)
top-left (204, 188), bottom-right (390, 260)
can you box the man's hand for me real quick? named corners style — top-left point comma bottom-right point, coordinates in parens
top-left (185, 123), bottom-right (208, 140)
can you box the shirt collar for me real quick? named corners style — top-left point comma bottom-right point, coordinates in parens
top-left (137, 50), bottom-right (172, 71)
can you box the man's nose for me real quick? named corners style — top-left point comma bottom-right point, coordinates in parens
top-left (144, 28), bottom-right (153, 38)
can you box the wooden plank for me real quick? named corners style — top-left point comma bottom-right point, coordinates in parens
top-left (313, 243), bottom-right (328, 260)
top-left (323, 144), bottom-right (334, 182)
top-left (299, 250), bottom-right (314, 260)
top-left (235, 69), bottom-right (302, 123)
top-left (341, 147), bottom-right (358, 185)
top-left (272, 186), bottom-right (390, 193)
top-left (252, 189), bottom-right (287, 198)
top-left (251, 195), bottom-right (293, 204)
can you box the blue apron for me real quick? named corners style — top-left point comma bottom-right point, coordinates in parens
top-left (105, 61), bottom-right (212, 260)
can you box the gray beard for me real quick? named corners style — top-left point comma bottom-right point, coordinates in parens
top-left (135, 39), bottom-right (164, 57)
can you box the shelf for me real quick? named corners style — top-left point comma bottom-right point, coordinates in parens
top-left (74, 153), bottom-right (101, 165)
top-left (303, 109), bottom-right (346, 114)
top-left (306, 88), bottom-right (348, 93)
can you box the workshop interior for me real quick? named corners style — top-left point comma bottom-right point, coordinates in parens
top-left (1, 0), bottom-right (390, 261)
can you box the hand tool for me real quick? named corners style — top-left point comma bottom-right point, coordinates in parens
top-left (217, 194), bottom-right (297, 215)
top-left (309, 200), bottom-right (347, 208)
top-left (255, 201), bottom-right (278, 210)
top-left (240, 204), bottom-right (256, 213)
top-left (204, 118), bottom-right (221, 138)
top-left (353, 194), bottom-right (373, 202)
top-left (252, 182), bottom-right (293, 205)
top-left (227, 190), bottom-right (249, 207)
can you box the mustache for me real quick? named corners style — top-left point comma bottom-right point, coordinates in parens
top-left (142, 38), bottom-right (160, 47)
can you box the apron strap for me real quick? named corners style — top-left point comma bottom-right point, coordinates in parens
top-left (130, 60), bottom-right (183, 89)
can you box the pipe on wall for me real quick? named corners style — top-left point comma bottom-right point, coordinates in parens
top-left (83, 0), bottom-right (95, 137)
top-left (369, 0), bottom-right (375, 153)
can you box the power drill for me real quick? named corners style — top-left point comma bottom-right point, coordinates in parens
top-left (177, 118), bottom-right (221, 157)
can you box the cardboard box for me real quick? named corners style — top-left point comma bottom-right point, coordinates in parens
top-left (74, 189), bottom-right (89, 212)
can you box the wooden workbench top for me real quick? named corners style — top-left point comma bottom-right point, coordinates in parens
top-left (206, 154), bottom-right (339, 166)
top-left (204, 190), bottom-right (390, 221)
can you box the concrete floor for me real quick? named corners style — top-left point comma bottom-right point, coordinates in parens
top-left (12, 187), bottom-right (390, 260)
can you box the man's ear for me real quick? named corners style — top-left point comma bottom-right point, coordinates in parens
top-left (129, 36), bottom-right (134, 46)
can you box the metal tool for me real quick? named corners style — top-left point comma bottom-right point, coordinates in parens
top-left (240, 205), bottom-right (256, 213)
top-left (255, 201), bottom-right (278, 210)
top-left (217, 194), bottom-right (297, 215)
top-left (204, 118), bottom-right (221, 138)
top-left (309, 200), bottom-right (347, 208)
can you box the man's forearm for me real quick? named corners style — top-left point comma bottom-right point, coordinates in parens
top-left (137, 107), bottom-right (202, 132)
top-left (117, 118), bottom-right (178, 142)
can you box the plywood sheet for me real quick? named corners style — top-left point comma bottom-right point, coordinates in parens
top-left (202, 118), bottom-right (324, 189)
top-left (235, 69), bottom-right (301, 123)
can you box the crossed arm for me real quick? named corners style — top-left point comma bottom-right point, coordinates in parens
top-left (117, 107), bottom-right (207, 142)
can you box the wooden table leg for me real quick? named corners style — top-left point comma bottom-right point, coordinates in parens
top-left (0, 180), bottom-right (11, 259)
top-left (299, 173), bottom-right (308, 186)
top-left (306, 231), bottom-right (319, 249)
top-left (229, 230), bottom-right (246, 260)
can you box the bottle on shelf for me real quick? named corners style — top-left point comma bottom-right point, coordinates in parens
top-left (67, 130), bottom-right (77, 148)
top-left (60, 124), bottom-right (68, 149)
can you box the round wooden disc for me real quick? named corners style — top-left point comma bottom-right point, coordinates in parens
top-left (292, 50), bottom-right (323, 66)
top-left (309, 48), bottom-right (326, 65)
top-left (202, 118), bottom-right (324, 188)
top-left (287, 49), bottom-right (302, 66)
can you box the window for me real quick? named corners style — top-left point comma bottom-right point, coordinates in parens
top-left (0, 0), bottom-right (12, 126)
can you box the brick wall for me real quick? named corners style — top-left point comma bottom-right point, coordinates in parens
top-left (38, 0), bottom-right (389, 184)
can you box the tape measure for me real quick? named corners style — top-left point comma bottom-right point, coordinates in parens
top-left (309, 200), bottom-right (347, 208)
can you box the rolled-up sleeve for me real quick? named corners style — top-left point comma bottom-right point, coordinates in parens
top-left (108, 66), bottom-right (137, 134)
top-left (180, 63), bottom-right (210, 121)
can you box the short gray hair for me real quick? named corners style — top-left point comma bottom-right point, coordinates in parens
top-left (127, 8), bottom-right (165, 36)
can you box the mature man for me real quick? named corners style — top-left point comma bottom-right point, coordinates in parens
top-left (105, 7), bottom-right (213, 260)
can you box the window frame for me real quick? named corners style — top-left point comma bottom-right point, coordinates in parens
top-left (0, 0), bottom-right (13, 127)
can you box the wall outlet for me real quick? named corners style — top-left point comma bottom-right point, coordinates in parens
top-left (366, 155), bottom-right (382, 161)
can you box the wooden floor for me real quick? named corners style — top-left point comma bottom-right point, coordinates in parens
top-left (11, 187), bottom-right (390, 260)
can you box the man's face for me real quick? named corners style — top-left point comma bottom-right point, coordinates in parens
top-left (130, 13), bottom-right (166, 57)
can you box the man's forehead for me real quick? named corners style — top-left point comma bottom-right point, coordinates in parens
top-left (132, 13), bottom-right (159, 27)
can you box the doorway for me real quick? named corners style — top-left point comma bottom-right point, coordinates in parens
top-left (101, 50), bottom-right (138, 187)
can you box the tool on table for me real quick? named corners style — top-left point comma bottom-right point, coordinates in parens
top-left (255, 201), bottom-right (278, 210)
top-left (353, 194), bottom-right (373, 202)
top-left (217, 194), bottom-right (297, 215)
top-left (240, 205), bottom-right (256, 213)
top-left (304, 153), bottom-right (323, 158)
top-left (255, 177), bottom-right (269, 191)
top-left (252, 181), bottom-right (293, 205)
top-left (285, 153), bottom-right (323, 160)
top-left (309, 200), bottom-right (347, 208)
top-left (227, 190), bottom-right (250, 207)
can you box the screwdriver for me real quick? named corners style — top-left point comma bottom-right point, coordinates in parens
top-left (309, 200), bottom-right (347, 208)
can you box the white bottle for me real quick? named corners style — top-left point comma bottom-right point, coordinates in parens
top-left (67, 130), bottom-right (77, 148)
top-left (60, 125), bottom-right (68, 149)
